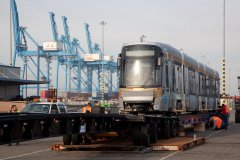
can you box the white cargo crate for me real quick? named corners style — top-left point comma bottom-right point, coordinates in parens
top-left (43, 42), bottom-right (63, 51)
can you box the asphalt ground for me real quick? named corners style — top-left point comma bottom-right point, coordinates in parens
top-left (0, 110), bottom-right (239, 160)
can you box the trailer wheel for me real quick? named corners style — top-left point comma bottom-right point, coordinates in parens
top-left (140, 123), bottom-right (150, 146)
top-left (150, 122), bottom-right (157, 143)
top-left (163, 119), bottom-right (171, 139)
top-left (235, 113), bottom-right (238, 123)
top-left (82, 134), bottom-right (91, 144)
top-left (42, 127), bottom-right (49, 137)
top-left (175, 120), bottom-right (180, 136)
top-left (63, 134), bottom-right (71, 145)
top-left (157, 121), bottom-right (163, 139)
top-left (23, 124), bottom-right (32, 140)
top-left (235, 112), bottom-right (240, 123)
top-left (42, 122), bottom-right (50, 137)
top-left (132, 125), bottom-right (141, 146)
top-left (170, 119), bottom-right (177, 138)
top-left (72, 133), bottom-right (80, 145)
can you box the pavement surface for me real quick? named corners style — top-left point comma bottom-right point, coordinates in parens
top-left (0, 110), bottom-right (239, 160)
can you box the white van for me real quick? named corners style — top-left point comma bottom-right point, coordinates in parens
top-left (22, 102), bottom-right (67, 114)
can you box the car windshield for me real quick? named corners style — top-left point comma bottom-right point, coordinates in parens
top-left (58, 104), bottom-right (67, 113)
top-left (22, 104), bottom-right (50, 113)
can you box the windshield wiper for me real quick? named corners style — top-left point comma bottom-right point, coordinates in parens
top-left (140, 76), bottom-right (153, 88)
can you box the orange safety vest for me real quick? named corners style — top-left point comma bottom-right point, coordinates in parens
top-left (212, 116), bottom-right (222, 129)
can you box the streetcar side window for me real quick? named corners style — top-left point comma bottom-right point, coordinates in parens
top-left (199, 75), bottom-right (206, 96)
top-left (184, 67), bottom-right (189, 94)
top-left (189, 70), bottom-right (195, 95)
top-left (173, 64), bottom-right (182, 93)
top-left (165, 64), bottom-right (169, 88)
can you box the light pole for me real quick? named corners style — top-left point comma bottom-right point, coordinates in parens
top-left (100, 21), bottom-right (107, 100)
top-left (222, 0), bottom-right (226, 98)
top-left (238, 76), bottom-right (240, 95)
top-left (10, 1), bottom-right (12, 66)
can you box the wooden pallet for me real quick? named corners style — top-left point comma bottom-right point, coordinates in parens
top-left (152, 137), bottom-right (205, 151)
top-left (52, 138), bottom-right (151, 152)
top-left (52, 143), bottom-right (151, 153)
top-left (52, 137), bottom-right (205, 152)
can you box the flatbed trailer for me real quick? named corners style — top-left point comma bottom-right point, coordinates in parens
top-left (235, 76), bottom-right (240, 123)
top-left (0, 112), bottom-right (212, 146)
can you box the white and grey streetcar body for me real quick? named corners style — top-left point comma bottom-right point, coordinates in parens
top-left (118, 42), bottom-right (220, 113)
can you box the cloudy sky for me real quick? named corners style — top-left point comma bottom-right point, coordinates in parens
top-left (0, 0), bottom-right (239, 95)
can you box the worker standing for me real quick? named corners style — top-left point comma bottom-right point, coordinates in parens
top-left (82, 103), bottom-right (92, 113)
top-left (210, 115), bottom-right (223, 130)
top-left (220, 102), bottom-right (230, 130)
top-left (9, 105), bottom-right (19, 113)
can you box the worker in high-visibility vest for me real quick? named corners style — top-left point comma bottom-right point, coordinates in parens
top-left (82, 103), bottom-right (92, 113)
top-left (210, 116), bottom-right (223, 130)
top-left (220, 102), bottom-right (230, 130)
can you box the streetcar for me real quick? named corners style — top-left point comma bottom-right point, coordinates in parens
top-left (118, 42), bottom-right (220, 113)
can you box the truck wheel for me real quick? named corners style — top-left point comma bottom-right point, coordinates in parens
top-left (72, 133), bottom-right (80, 145)
top-left (63, 134), bottom-right (71, 145)
top-left (163, 119), bottom-right (171, 139)
top-left (140, 123), bottom-right (150, 146)
top-left (150, 122), bottom-right (157, 143)
top-left (132, 125), bottom-right (141, 146)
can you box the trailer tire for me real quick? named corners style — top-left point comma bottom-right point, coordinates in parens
top-left (42, 127), bottom-right (49, 137)
top-left (83, 134), bottom-right (91, 144)
top-left (170, 119), bottom-right (177, 138)
top-left (140, 123), bottom-right (150, 146)
top-left (72, 133), bottom-right (80, 145)
top-left (42, 122), bottom-right (50, 137)
top-left (150, 122), bottom-right (157, 143)
top-left (63, 134), bottom-right (71, 145)
top-left (235, 112), bottom-right (240, 123)
top-left (157, 121), bottom-right (163, 139)
top-left (163, 119), bottom-right (171, 139)
top-left (132, 125), bottom-right (141, 146)
top-left (23, 124), bottom-right (32, 140)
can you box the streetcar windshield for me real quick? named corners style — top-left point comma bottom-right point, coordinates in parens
top-left (123, 50), bottom-right (156, 87)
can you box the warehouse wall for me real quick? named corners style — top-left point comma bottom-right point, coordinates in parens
top-left (0, 85), bottom-right (20, 101)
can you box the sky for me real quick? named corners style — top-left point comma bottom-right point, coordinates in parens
top-left (0, 0), bottom-right (240, 96)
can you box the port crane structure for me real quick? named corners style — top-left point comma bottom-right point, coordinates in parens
top-left (10, 0), bottom-right (117, 98)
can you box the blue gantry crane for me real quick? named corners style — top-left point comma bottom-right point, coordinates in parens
top-left (11, 0), bottom-right (47, 96)
top-left (10, 0), bottom-right (118, 99)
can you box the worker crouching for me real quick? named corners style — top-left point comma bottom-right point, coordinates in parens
top-left (210, 116), bottom-right (223, 130)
